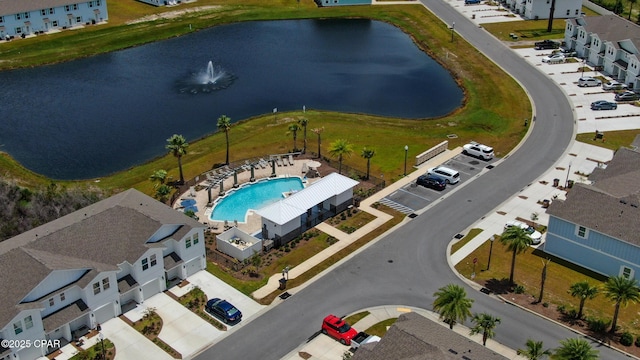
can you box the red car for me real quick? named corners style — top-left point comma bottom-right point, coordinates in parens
top-left (321, 314), bottom-right (358, 345)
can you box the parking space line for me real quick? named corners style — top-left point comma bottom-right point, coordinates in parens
top-left (398, 187), bottom-right (432, 202)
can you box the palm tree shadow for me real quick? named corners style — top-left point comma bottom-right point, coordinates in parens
top-left (483, 278), bottom-right (512, 295)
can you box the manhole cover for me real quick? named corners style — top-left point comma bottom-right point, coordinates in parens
top-left (469, 160), bottom-right (480, 165)
top-left (388, 260), bottom-right (394, 263)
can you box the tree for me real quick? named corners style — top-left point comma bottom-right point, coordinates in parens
top-left (613, 0), bottom-right (624, 14)
top-left (499, 225), bottom-right (532, 286)
top-left (517, 339), bottom-right (552, 360)
top-left (166, 134), bottom-right (189, 184)
top-left (217, 115), bottom-right (232, 165)
top-left (630, 0), bottom-right (637, 19)
top-left (329, 139), bottom-right (354, 174)
top-left (546, 0), bottom-right (556, 32)
top-left (470, 312), bottom-right (500, 346)
top-left (287, 123), bottom-right (300, 151)
top-left (311, 127), bottom-right (324, 159)
top-left (568, 280), bottom-right (599, 319)
top-left (299, 118), bottom-right (309, 154)
top-left (551, 338), bottom-right (598, 360)
top-left (149, 169), bottom-right (168, 185)
top-left (154, 184), bottom-right (172, 203)
top-left (603, 275), bottom-right (640, 333)
top-left (361, 147), bottom-right (376, 180)
top-left (432, 284), bottom-right (474, 330)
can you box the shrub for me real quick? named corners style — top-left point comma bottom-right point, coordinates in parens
top-left (514, 284), bottom-right (525, 294)
top-left (542, 302), bottom-right (549, 308)
top-left (284, 247), bottom-right (291, 253)
top-left (620, 332), bottom-right (634, 346)
top-left (586, 316), bottom-right (610, 333)
top-left (567, 308), bottom-right (578, 319)
top-left (635, 336), bottom-right (640, 347)
top-left (557, 304), bottom-right (566, 314)
top-left (290, 242), bottom-right (296, 248)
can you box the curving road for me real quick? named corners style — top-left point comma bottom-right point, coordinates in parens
top-left (198, 2), bottom-right (625, 360)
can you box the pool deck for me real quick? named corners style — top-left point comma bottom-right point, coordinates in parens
top-left (174, 158), bottom-right (323, 235)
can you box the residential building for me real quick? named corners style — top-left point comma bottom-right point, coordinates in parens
top-left (352, 312), bottom-right (508, 360)
top-left (314, 0), bottom-right (372, 7)
top-left (0, 189), bottom-right (205, 360)
top-left (564, 15), bottom-right (640, 89)
top-left (504, 0), bottom-right (582, 20)
top-left (544, 148), bottom-right (640, 279)
top-left (0, 0), bottom-right (108, 39)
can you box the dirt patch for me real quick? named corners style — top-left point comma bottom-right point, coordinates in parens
top-left (126, 6), bottom-right (222, 25)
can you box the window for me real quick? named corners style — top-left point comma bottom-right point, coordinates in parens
top-left (15, 27), bottom-right (22, 34)
top-left (60, 292), bottom-right (65, 301)
top-left (41, 9), bottom-right (46, 15)
top-left (621, 266), bottom-right (634, 279)
top-left (193, 233), bottom-right (199, 245)
top-left (49, 297), bottom-right (54, 306)
top-left (186, 238), bottom-right (192, 248)
top-left (102, 277), bottom-right (110, 290)
top-left (65, 5), bottom-right (70, 11)
top-left (93, 281), bottom-right (101, 295)
top-left (76, 16), bottom-right (82, 23)
top-left (0, 16), bottom-right (3, 23)
top-left (24, 316), bottom-right (33, 329)
top-left (566, 9), bottom-right (570, 16)
top-left (575, 9), bottom-right (579, 15)
top-left (576, 225), bottom-right (587, 238)
top-left (13, 322), bottom-right (23, 335)
top-left (52, 20), bottom-right (58, 26)
top-left (150, 254), bottom-right (157, 267)
top-left (142, 258), bottom-right (149, 271)
top-left (16, 13), bottom-right (22, 20)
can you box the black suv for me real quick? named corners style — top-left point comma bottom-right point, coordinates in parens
top-left (416, 175), bottom-right (446, 191)
top-left (534, 40), bottom-right (560, 50)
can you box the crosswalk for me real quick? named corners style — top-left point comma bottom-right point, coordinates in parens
top-left (377, 198), bottom-right (414, 214)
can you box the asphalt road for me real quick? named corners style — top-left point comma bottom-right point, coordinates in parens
top-left (197, 3), bottom-right (626, 360)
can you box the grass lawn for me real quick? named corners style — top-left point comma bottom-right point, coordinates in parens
top-left (344, 311), bottom-right (370, 326)
top-left (450, 228), bottom-right (482, 254)
top-left (326, 209), bottom-right (376, 234)
top-left (70, 339), bottom-right (115, 360)
top-left (482, 19), bottom-right (567, 42)
top-left (364, 318), bottom-right (397, 337)
top-left (454, 237), bottom-right (640, 334)
top-left (576, 129), bottom-right (640, 152)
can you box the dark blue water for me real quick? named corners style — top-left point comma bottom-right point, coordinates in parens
top-left (0, 19), bottom-right (463, 180)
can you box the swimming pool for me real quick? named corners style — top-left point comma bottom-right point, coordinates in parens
top-left (210, 177), bottom-right (305, 222)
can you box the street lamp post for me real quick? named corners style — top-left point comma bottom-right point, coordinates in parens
top-left (565, 161), bottom-right (572, 188)
top-left (450, 22), bottom-right (455, 42)
top-left (487, 235), bottom-right (495, 270)
top-left (99, 332), bottom-right (106, 360)
top-left (581, 57), bottom-right (586, 77)
top-left (404, 145), bottom-right (408, 176)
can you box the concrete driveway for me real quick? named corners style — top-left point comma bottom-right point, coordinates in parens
top-left (100, 317), bottom-right (173, 360)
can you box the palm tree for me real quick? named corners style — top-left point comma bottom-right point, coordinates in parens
top-left (518, 339), bottom-right (552, 360)
top-left (166, 134), bottom-right (189, 184)
top-left (629, 0), bottom-right (637, 20)
top-left (329, 139), bottom-right (354, 174)
top-left (432, 284), bottom-right (474, 330)
top-left (149, 169), bottom-right (168, 185)
top-left (546, 0), bottom-right (556, 32)
top-left (470, 312), bottom-right (500, 346)
top-left (551, 338), bottom-right (599, 360)
top-left (217, 115), bottom-right (232, 165)
top-left (361, 147), bottom-right (376, 180)
top-left (299, 118), bottom-right (309, 153)
top-left (287, 123), bottom-right (300, 151)
top-left (568, 281), bottom-right (599, 319)
top-left (311, 127), bottom-right (324, 159)
top-left (154, 184), bottom-right (172, 203)
top-left (499, 225), bottom-right (532, 286)
top-left (603, 275), bottom-right (640, 333)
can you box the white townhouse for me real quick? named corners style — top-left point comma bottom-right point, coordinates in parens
top-left (565, 15), bottom-right (640, 90)
top-left (0, 0), bottom-right (108, 39)
top-left (504, 0), bottom-right (582, 20)
top-left (0, 189), bottom-right (205, 360)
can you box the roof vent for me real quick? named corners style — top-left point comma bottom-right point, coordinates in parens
top-left (448, 349), bottom-right (458, 355)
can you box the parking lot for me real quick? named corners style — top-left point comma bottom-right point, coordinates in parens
top-left (379, 153), bottom-right (495, 214)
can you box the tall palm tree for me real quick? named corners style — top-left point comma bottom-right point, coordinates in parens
top-left (518, 339), bottom-right (552, 360)
top-left (298, 118), bottom-right (309, 154)
top-left (499, 225), bottom-right (532, 286)
top-left (432, 284), bottom-right (474, 330)
top-left (470, 312), bottom-right (500, 346)
top-left (166, 134), bottom-right (188, 184)
top-left (311, 127), bottom-right (324, 159)
top-left (551, 338), bottom-right (599, 360)
top-left (569, 281), bottom-right (599, 319)
top-left (546, 0), bottom-right (556, 32)
top-left (361, 147), bottom-right (376, 180)
top-left (217, 115), bottom-right (232, 165)
top-left (630, 0), bottom-right (638, 20)
top-left (287, 123), bottom-right (300, 151)
top-left (329, 139), bottom-right (354, 174)
top-left (603, 275), bottom-right (640, 333)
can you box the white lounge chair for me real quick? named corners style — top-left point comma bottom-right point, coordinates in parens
top-left (288, 154), bottom-right (294, 166)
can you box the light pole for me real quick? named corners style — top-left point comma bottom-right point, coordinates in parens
top-left (565, 161), bottom-right (572, 188)
top-left (450, 22), bottom-right (455, 42)
top-left (404, 145), bottom-right (408, 176)
top-left (99, 332), bottom-right (106, 360)
top-left (486, 235), bottom-right (495, 271)
top-left (581, 57), bottom-right (586, 77)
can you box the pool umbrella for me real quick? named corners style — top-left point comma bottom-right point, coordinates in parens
top-left (233, 169), bottom-right (238, 188)
top-left (250, 164), bottom-right (256, 182)
top-left (271, 159), bottom-right (276, 177)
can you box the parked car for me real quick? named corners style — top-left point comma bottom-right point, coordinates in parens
top-left (416, 174), bottom-right (446, 191)
top-left (578, 76), bottom-right (602, 87)
top-left (615, 91), bottom-right (639, 102)
top-left (534, 40), bottom-right (560, 50)
top-left (590, 100), bottom-right (617, 110)
top-left (464, 0), bottom-right (481, 4)
top-left (602, 80), bottom-right (627, 91)
top-left (427, 165), bottom-right (460, 184)
top-left (205, 298), bottom-right (243, 324)
top-left (560, 48), bottom-right (577, 57)
top-left (322, 314), bottom-right (358, 345)
top-left (504, 220), bottom-right (542, 245)
top-left (463, 141), bottom-right (494, 160)
top-left (542, 53), bottom-right (565, 63)
top-left (351, 332), bottom-right (381, 350)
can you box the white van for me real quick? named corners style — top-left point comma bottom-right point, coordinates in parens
top-left (427, 166), bottom-right (460, 184)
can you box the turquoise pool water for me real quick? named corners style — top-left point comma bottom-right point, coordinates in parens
top-left (210, 177), bottom-right (304, 222)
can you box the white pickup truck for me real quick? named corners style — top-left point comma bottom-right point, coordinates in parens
top-left (350, 331), bottom-right (381, 350)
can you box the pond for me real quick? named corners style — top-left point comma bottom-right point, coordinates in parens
top-left (0, 19), bottom-right (463, 180)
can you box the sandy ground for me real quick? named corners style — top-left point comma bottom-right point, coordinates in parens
top-left (126, 5), bottom-right (222, 25)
